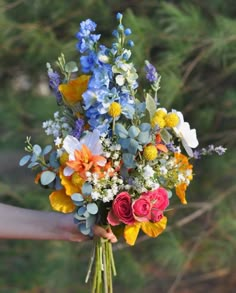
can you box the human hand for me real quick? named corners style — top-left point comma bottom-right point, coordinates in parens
top-left (58, 213), bottom-right (117, 243)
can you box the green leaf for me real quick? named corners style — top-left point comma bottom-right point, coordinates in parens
top-left (82, 182), bottom-right (92, 196)
top-left (33, 144), bottom-right (42, 156)
top-left (65, 61), bottom-right (78, 73)
top-left (160, 129), bottom-right (172, 144)
top-left (146, 93), bottom-right (156, 119)
top-left (115, 123), bottom-right (128, 138)
top-left (19, 155), bottom-right (31, 166)
top-left (87, 203), bottom-right (98, 215)
top-left (40, 171), bottom-right (56, 185)
top-left (128, 126), bottom-right (140, 138)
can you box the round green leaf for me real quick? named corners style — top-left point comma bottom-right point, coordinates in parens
top-left (40, 171), bottom-right (56, 185)
top-left (87, 203), bottom-right (98, 215)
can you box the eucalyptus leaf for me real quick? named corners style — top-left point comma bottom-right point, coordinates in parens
top-left (42, 145), bottom-right (52, 155)
top-left (33, 144), bottom-right (42, 156)
top-left (86, 215), bottom-right (96, 228)
top-left (49, 152), bottom-right (60, 168)
top-left (82, 182), bottom-right (92, 196)
top-left (87, 203), bottom-right (98, 215)
top-left (115, 123), bottom-right (128, 138)
top-left (79, 223), bottom-right (91, 235)
top-left (27, 162), bottom-right (39, 168)
top-left (40, 171), bottom-right (56, 185)
top-left (140, 123), bottom-right (151, 132)
top-left (127, 138), bottom-right (139, 155)
top-left (128, 126), bottom-right (140, 138)
top-left (19, 155), bottom-right (31, 166)
top-left (78, 206), bottom-right (87, 216)
top-left (71, 193), bottom-right (84, 205)
top-left (146, 93), bottom-right (156, 119)
top-left (122, 153), bottom-right (136, 168)
top-left (137, 131), bottom-right (150, 144)
top-left (65, 61), bottom-right (78, 73)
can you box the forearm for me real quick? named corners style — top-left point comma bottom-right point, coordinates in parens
top-left (0, 203), bottom-right (81, 241)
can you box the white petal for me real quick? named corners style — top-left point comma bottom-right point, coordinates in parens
top-left (81, 130), bottom-right (103, 155)
top-left (63, 166), bottom-right (74, 176)
top-left (63, 135), bottom-right (81, 156)
top-left (182, 139), bottom-right (194, 157)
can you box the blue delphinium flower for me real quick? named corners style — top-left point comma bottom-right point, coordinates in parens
top-left (76, 19), bottom-right (101, 53)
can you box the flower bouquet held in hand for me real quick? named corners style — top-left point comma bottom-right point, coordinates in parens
top-left (20, 13), bottom-right (226, 293)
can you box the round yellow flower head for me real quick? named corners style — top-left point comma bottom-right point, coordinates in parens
top-left (151, 115), bottom-right (166, 128)
top-left (143, 145), bottom-right (158, 161)
top-left (59, 152), bottom-right (69, 166)
top-left (164, 113), bottom-right (179, 127)
top-left (155, 109), bottom-right (167, 118)
top-left (108, 102), bottom-right (122, 117)
top-left (71, 172), bottom-right (84, 188)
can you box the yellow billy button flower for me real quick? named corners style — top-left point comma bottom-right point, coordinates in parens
top-left (108, 102), bottom-right (122, 118)
top-left (143, 145), bottom-right (158, 161)
top-left (164, 113), bottom-right (179, 128)
top-left (155, 109), bottom-right (167, 118)
top-left (151, 115), bottom-right (166, 128)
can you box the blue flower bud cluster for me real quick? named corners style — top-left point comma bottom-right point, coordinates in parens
top-left (75, 13), bottom-right (138, 134)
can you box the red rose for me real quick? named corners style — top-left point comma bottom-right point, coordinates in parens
top-left (132, 197), bottom-right (151, 222)
top-left (107, 192), bottom-right (135, 225)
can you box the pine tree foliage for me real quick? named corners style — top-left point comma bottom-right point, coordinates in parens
top-left (0, 0), bottom-right (236, 292)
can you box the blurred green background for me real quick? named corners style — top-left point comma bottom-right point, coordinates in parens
top-left (0, 0), bottom-right (235, 292)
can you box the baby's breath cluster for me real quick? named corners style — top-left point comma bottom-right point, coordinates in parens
top-left (42, 111), bottom-right (72, 138)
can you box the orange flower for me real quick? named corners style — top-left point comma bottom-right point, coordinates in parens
top-left (175, 183), bottom-right (188, 204)
top-left (174, 152), bottom-right (193, 173)
top-left (66, 144), bottom-right (107, 179)
top-left (155, 134), bottom-right (168, 153)
top-left (174, 153), bottom-right (193, 204)
top-left (59, 75), bottom-right (90, 105)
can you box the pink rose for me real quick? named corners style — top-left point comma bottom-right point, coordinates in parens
top-left (107, 192), bottom-right (135, 226)
top-left (132, 197), bottom-right (151, 222)
top-left (141, 187), bottom-right (169, 222)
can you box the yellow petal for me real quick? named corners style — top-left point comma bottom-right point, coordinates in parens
top-left (175, 183), bottom-right (188, 204)
top-left (141, 216), bottom-right (167, 238)
top-left (59, 75), bottom-right (90, 104)
top-left (59, 168), bottom-right (82, 196)
top-left (49, 189), bottom-right (75, 213)
top-left (124, 222), bottom-right (141, 246)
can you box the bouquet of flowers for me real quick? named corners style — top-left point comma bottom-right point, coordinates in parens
top-left (19, 12), bottom-right (226, 293)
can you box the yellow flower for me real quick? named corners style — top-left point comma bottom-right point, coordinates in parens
top-left (58, 75), bottom-right (90, 105)
top-left (143, 145), bottom-right (158, 161)
top-left (59, 167), bottom-right (84, 196)
top-left (49, 189), bottom-right (75, 213)
top-left (59, 152), bottom-right (69, 166)
top-left (164, 113), bottom-right (179, 127)
top-left (108, 102), bottom-right (122, 117)
top-left (151, 115), bottom-right (166, 128)
top-left (124, 217), bottom-right (167, 246)
top-left (155, 109), bottom-right (167, 118)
